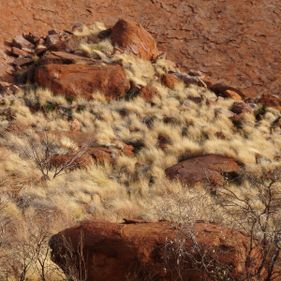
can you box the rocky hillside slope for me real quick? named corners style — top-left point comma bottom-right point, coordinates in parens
top-left (0, 17), bottom-right (280, 280)
top-left (1, 0), bottom-right (281, 98)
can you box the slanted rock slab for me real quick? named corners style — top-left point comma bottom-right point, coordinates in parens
top-left (35, 63), bottom-right (130, 100)
top-left (12, 35), bottom-right (34, 50)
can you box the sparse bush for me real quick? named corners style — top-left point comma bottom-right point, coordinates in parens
top-left (155, 167), bottom-right (281, 281)
top-left (50, 232), bottom-right (88, 281)
top-left (23, 133), bottom-right (90, 180)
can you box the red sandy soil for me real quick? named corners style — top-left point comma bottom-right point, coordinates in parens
top-left (1, 0), bottom-right (281, 97)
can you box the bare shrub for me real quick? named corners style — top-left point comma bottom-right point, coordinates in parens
top-left (0, 198), bottom-right (12, 280)
top-left (163, 232), bottom-right (234, 281)
top-left (155, 189), bottom-right (234, 281)
top-left (216, 167), bottom-right (281, 280)
top-left (154, 186), bottom-right (220, 226)
top-left (155, 168), bottom-right (281, 281)
top-left (23, 133), bottom-right (90, 180)
top-left (0, 204), bottom-right (67, 281)
top-left (50, 231), bottom-right (88, 281)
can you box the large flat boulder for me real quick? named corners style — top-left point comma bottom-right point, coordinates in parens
top-left (49, 220), bottom-right (271, 281)
top-left (111, 19), bottom-right (159, 60)
top-left (39, 51), bottom-right (90, 65)
top-left (35, 63), bottom-right (130, 100)
top-left (165, 154), bottom-right (242, 186)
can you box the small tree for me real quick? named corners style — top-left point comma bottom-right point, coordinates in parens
top-left (156, 168), bottom-right (281, 281)
top-left (217, 167), bottom-right (281, 280)
top-left (24, 133), bottom-right (90, 180)
top-left (50, 231), bottom-right (88, 281)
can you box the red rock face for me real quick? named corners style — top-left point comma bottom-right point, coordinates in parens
top-left (230, 101), bottom-right (252, 115)
top-left (49, 220), bottom-right (275, 281)
top-left (111, 19), bottom-right (159, 60)
top-left (165, 154), bottom-right (242, 186)
top-left (259, 94), bottom-right (281, 112)
top-left (1, 1), bottom-right (281, 98)
top-left (209, 83), bottom-right (244, 100)
top-left (161, 73), bottom-right (180, 90)
top-left (138, 85), bottom-right (159, 101)
top-left (35, 63), bottom-right (130, 100)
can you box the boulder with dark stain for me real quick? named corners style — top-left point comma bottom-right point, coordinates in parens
top-left (39, 51), bottom-right (90, 65)
top-left (165, 154), bottom-right (242, 186)
top-left (209, 83), bottom-right (243, 100)
top-left (49, 220), bottom-right (273, 281)
top-left (230, 101), bottom-right (252, 115)
top-left (111, 19), bottom-right (159, 60)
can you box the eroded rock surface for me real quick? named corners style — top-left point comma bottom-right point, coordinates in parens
top-left (161, 73), bottom-right (180, 90)
top-left (111, 19), bottom-right (159, 60)
top-left (35, 63), bottom-right (130, 100)
top-left (1, 0), bottom-right (281, 98)
top-left (49, 220), bottom-right (273, 281)
top-left (259, 94), bottom-right (281, 112)
top-left (165, 154), bottom-right (242, 186)
top-left (138, 85), bottom-right (159, 101)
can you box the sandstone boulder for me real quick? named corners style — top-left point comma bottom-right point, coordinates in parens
top-left (39, 51), bottom-right (90, 65)
top-left (35, 63), bottom-right (130, 100)
top-left (86, 146), bottom-right (114, 164)
top-left (49, 220), bottom-right (270, 281)
top-left (230, 101), bottom-right (252, 115)
top-left (44, 30), bottom-right (79, 52)
top-left (49, 146), bottom-right (114, 169)
top-left (111, 19), bottom-right (159, 60)
top-left (173, 72), bottom-right (207, 88)
top-left (165, 154), bottom-right (242, 186)
top-left (209, 83), bottom-right (243, 100)
top-left (138, 85), bottom-right (159, 101)
top-left (259, 94), bottom-right (281, 111)
top-left (224, 89), bottom-right (243, 101)
top-left (161, 73), bottom-right (180, 89)
top-left (10, 47), bottom-right (31, 57)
